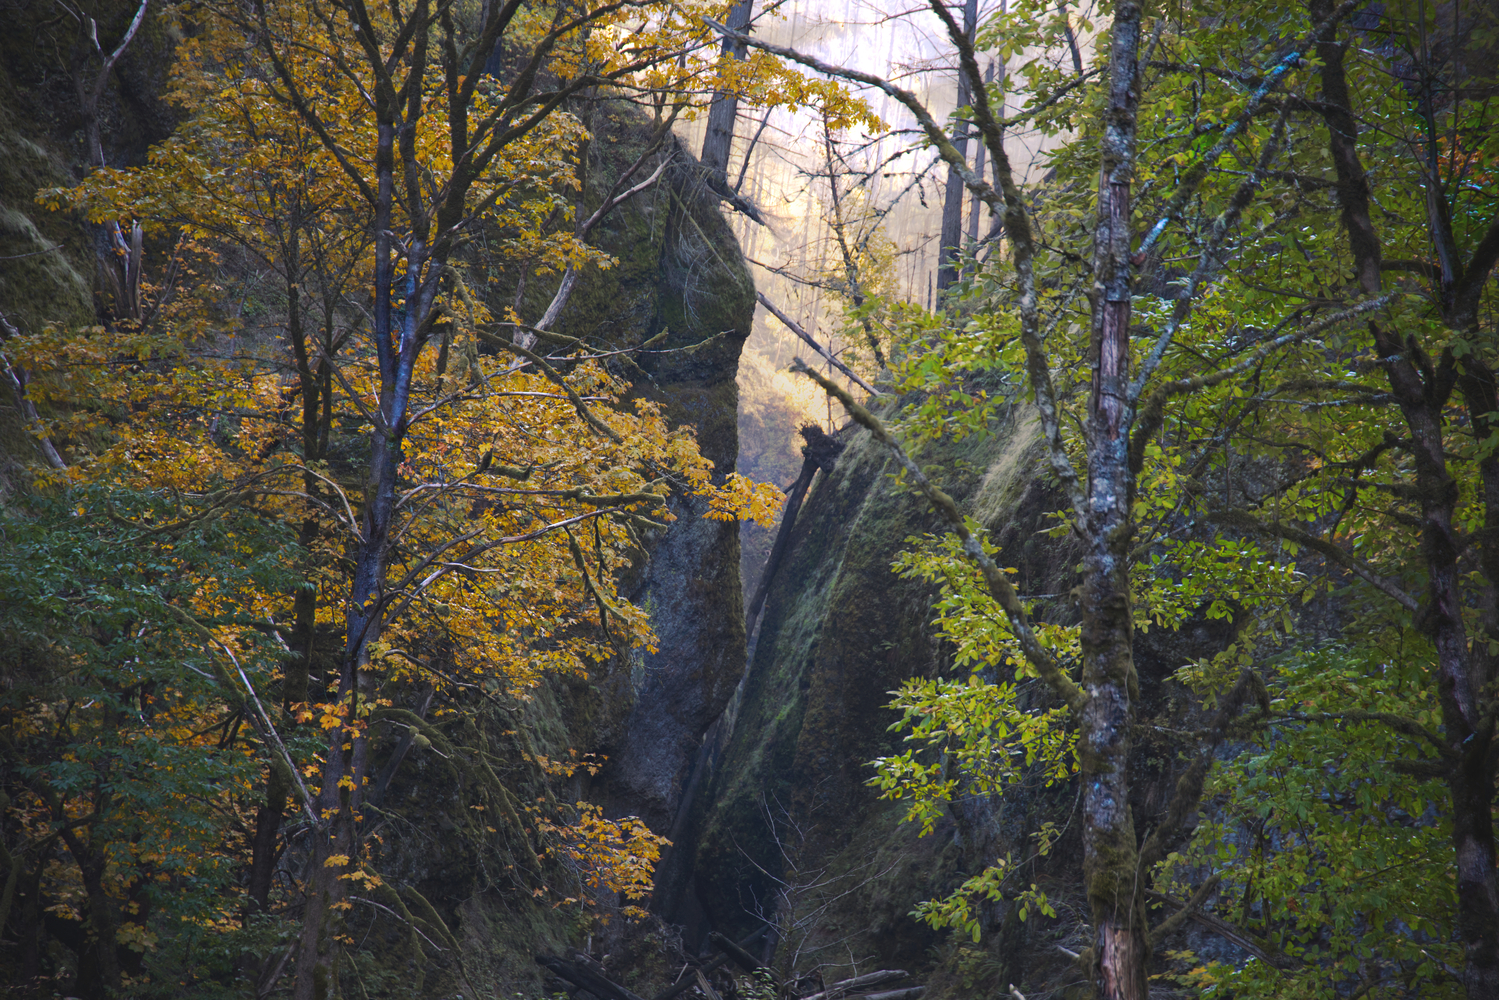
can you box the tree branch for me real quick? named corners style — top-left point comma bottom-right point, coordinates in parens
top-left (757, 293), bottom-right (880, 395)
top-left (1209, 508), bottom-right (1420, 613)
top-left (790, 358), bottom-right (1085, 711)
top-left (1132, 0), bottom-right (1362, 263)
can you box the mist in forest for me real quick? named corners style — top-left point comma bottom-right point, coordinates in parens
top-left (688, 0), bottom-right (1084, 586)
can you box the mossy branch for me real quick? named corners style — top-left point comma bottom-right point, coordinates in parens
top-left (1279, 710), bottom-right (1453, 758)
top-left (1147, 873), bottom-right (1220, 945)
top-left (371, 706), bottom-right (544, 873)
top-left (385, 882), bottom-right (482, 998)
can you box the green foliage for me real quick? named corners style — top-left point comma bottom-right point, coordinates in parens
top-left (0, 485), bottom-right (299, 988)
top-left (891, 529), bottom-right (1079, 680)
top-left (868, 532), bottom-right (1073, 940)
top-left (909, 862), bottom-right (1056, 944)
top-left (868, 672), bottom-right (1073, 838)
top-left (736, 968), bottom-right (779, 1000)
top-left (1160, 642), bottom-right (1460, 998)
top-left (848, 0), bottom-right (1499, 982)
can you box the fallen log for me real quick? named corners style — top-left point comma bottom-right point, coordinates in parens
top-left (708, 931), bottom-right (766, 974)
top-left (537, 955), bottom-right (649, 1000)
top-left (744, 425), bottom-right (844, 642)
top-left (651, 954), bottom-right (732, 1000)
top-left (800, 970), bottom-right (908, 1000)
top-left (651, 927), bottom-right (769, 1000)
top-left (860, 988), bottom-right (924, 1000)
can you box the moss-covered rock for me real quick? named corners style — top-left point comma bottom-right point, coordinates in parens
top-left (674, 402), bottom-right (1086, 986)
top-left (508, 105), bottom-right (757, 841)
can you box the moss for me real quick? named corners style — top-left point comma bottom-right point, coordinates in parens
top-left (0, 131), bottom-right (93, 336)
top-left (686, 406), bottom-right (1082, 978)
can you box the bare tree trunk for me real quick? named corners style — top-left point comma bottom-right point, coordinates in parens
top-left (744, 425), bottom-right (843, 640)
top-left (72, 1), bottom-right (151, 324)
top-left (936, 0), bottom-right (978, 291)
top-left (701, 0), bottom-right (754, 188)
top-left (0, 309), bottom-right (67, 470)
top-left (246, 763), bottom-right (290, 915)
top-left (967, 61), bottom-right (998, 246)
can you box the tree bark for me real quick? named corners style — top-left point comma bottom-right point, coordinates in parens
top-left (701, 0), bottom-right (754, 188)
top-left (1080, 0), bottom-right (1147, 996)
top-left (936, 0), bottom-right (978, 291)
top-left (58, 827), bottom-right (121, 1000)
top-left (247, 763), bottom-right (290, 916)
top-left (744, 425), bottom-right (843, 642)
top-left (290, 86), bottom-right (404, 1000)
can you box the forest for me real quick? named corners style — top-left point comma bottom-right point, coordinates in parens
top-left (0, 0), bottom-right (1497, 997)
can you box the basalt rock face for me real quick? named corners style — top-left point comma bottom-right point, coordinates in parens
top-left (678, 405), bottom-right (1065, 946)
top-left (663, 403), bottom-right (1104, 994)
top-left (0, 0), bottom-right (178, 341)
top-left (531, 105), bottom-right (757, 836)
top-left (397, 108), bottom-right (759, 995)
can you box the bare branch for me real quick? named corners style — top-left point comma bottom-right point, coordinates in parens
top-left (88, 0), bottom-right (151, 103)
top-left (0, 309), bottom-right (66, 470)
top-left (757, 293), bottom-right (881, 395)
top-left (705, 13), bottom-right (1085, 515)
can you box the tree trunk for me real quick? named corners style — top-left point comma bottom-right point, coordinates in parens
top-left (967, 60), bottom-right (998, 246)
top-left (285, 247), bottom-right (325, 711)
top-left (247, 763), bottom-right (290, 916)
top-left (744, 425), bottom-right (843, 641)
top-left (290, 91), bottom-right (406, 1000)
top-left (1082, 0), bottom-right (1147, 995)
top-left (59, 829), bottom-right (121, 1000)
top-left (1308, 3), bottom-right (1499, 995)
top-left (936, 0), bottom-right (978, 291)
top-left (701, 0), bottom-right (754, 188)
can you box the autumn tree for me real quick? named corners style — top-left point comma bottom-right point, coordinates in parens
top-left (9, 0), bottom-right (881, 994)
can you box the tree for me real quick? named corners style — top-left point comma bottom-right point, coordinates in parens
top-left (936, 0), bottom-right (978, 292)
top-left (0, 486), bottom-right (299, 996)
top-left (701, 0), bottom-right (755, 190)
top-left (19, 0), bottom-right (837, 992)
top-left (1164, 639), bottom-right (1461, 997)
top-left (1158, 0), bottom-right (1499, 991)
top-left (711, 0), bottom-right (1429, 994)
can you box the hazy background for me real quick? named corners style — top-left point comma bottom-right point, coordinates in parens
top-left (670, 0), bottom-right (1090, 587)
